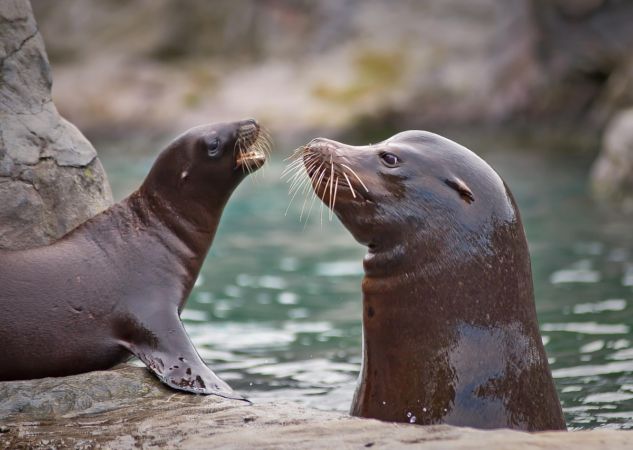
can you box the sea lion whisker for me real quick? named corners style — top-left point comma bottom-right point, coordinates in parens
top-left (303, 183), bottom-right (321, 229)
top-left (328, 157), bottom-right (334, 215)
top-left (288, 169), bottom-right (306, 192)
top-left (289, 162), bottom-right (317, 193)
top-left (331, 176), bottom-right (339, 220)
top-left (312, 167), bottom-right (327, 200)
top-left (281, 153), bottom-right (313, 177)
top-left (283, 146), bottom-right (306, 163)
top-left (299, 180), bottom-right (313, 222)
top-left (303, 169), bottom-right (325, 223)
top-left (300, 167), bottom-right (323, 222)
top-left (283, 155), bottom-right (315, 180)
top-left (292, 156), bottom-right (319, 181)
top-left (340, 164), bottom-right (369, 193)
top-left (306, 161), bottom-right (325, 192)
top-left (288, 168), bottom-right (312, 195)
top-left (285, 174), bottom-right (311, 216)
top-left (343, 172), bottom-right (357, 198)
top-left (321, 172), bottom-right (333, 226)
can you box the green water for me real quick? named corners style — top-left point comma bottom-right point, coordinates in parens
top-left (99, 131), bottom-right (633, 430)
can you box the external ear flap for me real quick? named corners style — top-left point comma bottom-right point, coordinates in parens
top-left (445, 178), bottom-right (474, 204)
top-left (179, 170), bottom-right (189, 187)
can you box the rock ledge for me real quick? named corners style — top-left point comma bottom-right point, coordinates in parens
top-left (1, 365), bottom-right (632, 449)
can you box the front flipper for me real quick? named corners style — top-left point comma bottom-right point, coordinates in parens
top-left (117, 310), bottom-right (247, 401)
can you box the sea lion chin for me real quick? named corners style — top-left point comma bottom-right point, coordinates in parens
top-left (0, 119), bottom-right (269, 400)
top-left (287, 131), bottom-right (566, 431)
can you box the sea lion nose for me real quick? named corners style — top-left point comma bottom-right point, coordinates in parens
top-left (248, 118), bottom-right (257, 126)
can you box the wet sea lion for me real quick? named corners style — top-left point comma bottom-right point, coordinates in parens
top-left (286, 131), bottom-right (566, 430)
top-left (0, 119), bottom-right (269, 399)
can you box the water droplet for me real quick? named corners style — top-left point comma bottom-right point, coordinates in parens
top-left (382, 401), bottom-right (386, 405)
top-left (407, 412), bottom-right (412, 418)
top-left (410, 416), bottom-right (417, 423)
top-left (422, 407), bottom-right (427, 412)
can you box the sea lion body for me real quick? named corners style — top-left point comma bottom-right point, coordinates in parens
top-left (293, 131), bottom-right (566, 430)
top-left (0, 119), bottom-right (267, 398)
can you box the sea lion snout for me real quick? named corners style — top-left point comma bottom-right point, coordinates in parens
top-left (235, 119), bottom-right (269, 171)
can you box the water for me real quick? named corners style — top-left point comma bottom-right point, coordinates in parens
top-left (99, 131), bottom-right (633, 430)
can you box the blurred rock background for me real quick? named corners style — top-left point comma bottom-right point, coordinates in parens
top-left (28, 0), bottom-right (633, 211)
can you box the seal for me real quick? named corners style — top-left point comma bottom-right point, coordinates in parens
top-left (0, 119), bottom-right (270, 400)
top-left (286, 131), bottom-right (566, 431)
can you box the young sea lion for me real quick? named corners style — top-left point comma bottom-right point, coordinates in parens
top-left (0, 119), bottom-right (270, 400)
top-left (286, 131), bottom-right (566, 430)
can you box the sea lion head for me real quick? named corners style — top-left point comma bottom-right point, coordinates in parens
top-left (141, 119), bottom-right (270, 226)
top-left (293, 131), bottom-right (518, 271)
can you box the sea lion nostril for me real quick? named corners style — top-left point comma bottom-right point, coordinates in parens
top-left (248, 118), bottom-right (257, 126)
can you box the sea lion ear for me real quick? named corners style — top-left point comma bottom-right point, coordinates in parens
top-left (444, 178), bottom-right (474, 204)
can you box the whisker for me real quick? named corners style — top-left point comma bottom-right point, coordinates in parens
top-left (328, 156), bottom-right (334, 216)
top-left (281, 152), bottom-right (315, 178)
top-left (302, 167), bottom-right (324, 225)
top-left (320, 173), bottom-right (332, 226)
top-left (314, 167), bottom-right (327, 197)
top-left (285, 172), bottom-right (310, 215)
top-left (331, 176), bottom-right (339, 221)
top-left (283, 147), bottom-right (305, 163)
top-left (340, 164), bottom-right (369, 192)
top-left (300, 165), bottom-right (322, 221)
top-left (343, 172), bottom-right (357, 198)
top-left (284, 155), bottom-right (317, 181)
top-left (289, 160), bottom-right (319, 193)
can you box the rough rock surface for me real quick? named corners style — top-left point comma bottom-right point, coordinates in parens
top-left (0, 0), bottom-right (113, 251)
top-left (590, 108), bottom-right (633, 214)
top-left (0, 365), bottom-right (632, 449)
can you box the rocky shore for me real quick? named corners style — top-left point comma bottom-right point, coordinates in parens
top-left (1, 364), bottom-right (632, 449)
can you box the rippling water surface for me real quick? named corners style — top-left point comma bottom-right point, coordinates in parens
top-left (100, 131), bottom-right (633, 430)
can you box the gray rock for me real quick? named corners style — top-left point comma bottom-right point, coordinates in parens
top-left (0, 0), bottom-right (113, 251)
top-left (1, 365), bottom-right (632, 449)
top-left (590, 108), bottom-right (633, 214)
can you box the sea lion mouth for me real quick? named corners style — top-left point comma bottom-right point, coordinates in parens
top-left (235, 121), bottom-right (272, 173)
top-left (282, 140), bottom-right (372, 221)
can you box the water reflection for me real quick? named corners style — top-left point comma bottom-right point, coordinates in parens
top-left (100, 133), bottom-right (633, 429)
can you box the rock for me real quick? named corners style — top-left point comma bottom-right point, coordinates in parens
top-left (0, 0), bottom-right (113, 251)
top-left (590, 108), bottom-right (633, 214)
top-left (1, 365), bottom-right (632, 449)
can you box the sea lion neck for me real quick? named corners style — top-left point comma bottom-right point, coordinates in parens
top-left (131, 185), bottom-right (224, 263)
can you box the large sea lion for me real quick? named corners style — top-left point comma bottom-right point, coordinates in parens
top-left (0, 119), bottom-right (269, 399)
top-left (286, 131), bottom-right (566, 430)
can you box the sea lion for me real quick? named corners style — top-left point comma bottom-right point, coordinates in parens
top-left (286, 131), bottom-right (566, 430)
top-left (0, 119), bottom-right (269, 399)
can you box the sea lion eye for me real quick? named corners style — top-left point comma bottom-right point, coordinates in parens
top-left (208, 140), bottom-right (220, 156)
top-left (381, 153), bottom-right (399, 167)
